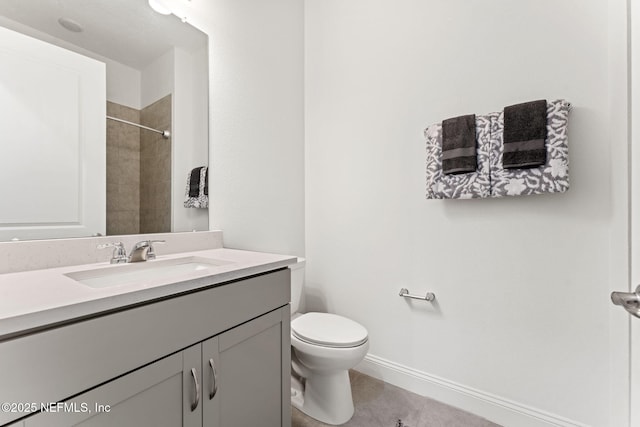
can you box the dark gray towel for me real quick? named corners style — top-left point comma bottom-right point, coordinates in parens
top-left (503, 100), bottom-right (547, 169)
top-left (442, 114), bottom-right (476, 175)
top-left (188, 167), bottom-right (204, 197)
top-left (204, 167), bottom-right (208, 196)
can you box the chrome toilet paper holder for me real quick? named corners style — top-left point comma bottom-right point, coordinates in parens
top-left (399, 288), bottom-right (435, 302)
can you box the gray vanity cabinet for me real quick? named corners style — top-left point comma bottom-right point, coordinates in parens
top-left (1, 269), bottom-right (291, 427)
top-left (22, 306), bottom-right (290, 427)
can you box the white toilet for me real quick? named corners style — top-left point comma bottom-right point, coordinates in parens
top-left (289, 258), bottom-right (369, 425)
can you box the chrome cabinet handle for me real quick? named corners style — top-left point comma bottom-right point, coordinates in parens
top-left (190, 368), bottom-right (200, 411)
top-left (611, 285), bottom-right (640, 318)
top-left (208, 358), bottom-right (218, 400)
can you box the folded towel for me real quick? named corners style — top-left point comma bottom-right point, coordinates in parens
top-left (502, 100), bottom-right (548, 169)
top-left (490, 99), bottom-right (570, 197)
top-left (442, 114), bottom-right (477, 175)
top-left (425, 114), bottom-right (491, 199)
top-left (184, 166), bottom-right (209, 208)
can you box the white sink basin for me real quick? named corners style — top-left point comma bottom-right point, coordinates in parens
top-left (65, 256), bottom-right (234, 289)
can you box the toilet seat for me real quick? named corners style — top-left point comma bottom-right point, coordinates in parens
top-left (291, 312), bottom-right (368, 348)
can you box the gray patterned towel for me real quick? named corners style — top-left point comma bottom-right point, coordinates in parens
top-left (425, 114), bottom-right (491, 199)
top-left (490, 99), bottom-right (570, 197)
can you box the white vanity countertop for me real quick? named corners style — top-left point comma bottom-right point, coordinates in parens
top-left (0, 248), bottom-right (296, 341)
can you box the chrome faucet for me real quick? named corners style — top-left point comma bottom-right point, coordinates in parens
top-left (97, 239), bottom-right (165, 264)
top-left (128, 240), bottom-right (165, 262)
top-left (97, 242), bottom-right (128, 264)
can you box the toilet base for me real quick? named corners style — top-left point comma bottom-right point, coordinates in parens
top-left (292, 370), bottom-right (355, 425)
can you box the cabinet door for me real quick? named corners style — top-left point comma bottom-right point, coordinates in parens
top-left (25, 352), bottom-right (186, 427)
top-left (0, 25), bottom-right (105, 241)
top-left (202, 307), bottom-right (290, 427)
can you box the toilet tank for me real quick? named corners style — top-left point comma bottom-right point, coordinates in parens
top-left (288, 257), bottom-right (306, 314)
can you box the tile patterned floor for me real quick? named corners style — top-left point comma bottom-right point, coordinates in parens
top-left (292, 371), bottom-right (501, 427)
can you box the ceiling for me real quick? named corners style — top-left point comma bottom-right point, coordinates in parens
top-left (0, 0), bottom-right (207, 70)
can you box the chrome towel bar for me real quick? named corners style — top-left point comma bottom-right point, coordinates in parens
top-left (399, 288), bottom-right (435, 302)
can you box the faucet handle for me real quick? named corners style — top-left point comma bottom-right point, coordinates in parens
top-left (147, 239), bottom-right (165, 260)
top-left (97, 242), bottom-right (127, 264)
top-left (128, 240), bottom-right (166, 262)
top-left (97, 241), bottom-right (125, 251)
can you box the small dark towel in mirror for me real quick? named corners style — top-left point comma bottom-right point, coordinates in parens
top-left (442, 114), bottom-right (477, 175)
top-left (204, 168), bottom-right (208, 196)
top-left (503, 100), bottom-right (547, 169)
top-left (189, 167), bottom-right (204, 197)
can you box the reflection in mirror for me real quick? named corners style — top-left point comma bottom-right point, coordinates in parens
top-left (0, 0), bottom-right (209, 241)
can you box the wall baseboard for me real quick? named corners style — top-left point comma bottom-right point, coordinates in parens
top-left (355, 354), bottom-right (589, 427)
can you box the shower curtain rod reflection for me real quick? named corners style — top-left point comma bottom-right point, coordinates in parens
top-left (106, 115), bottom-right (171, 139)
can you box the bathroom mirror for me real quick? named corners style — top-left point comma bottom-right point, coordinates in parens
top-left (0, 0), bottom-right (209, 241)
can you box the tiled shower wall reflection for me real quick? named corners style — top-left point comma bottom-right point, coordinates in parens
top-left (140, 95), bottom-right (172, 233)
top-left (106, 95), bottom-right (172, 235)
top-left (106, 102), bottom-right (141, 235)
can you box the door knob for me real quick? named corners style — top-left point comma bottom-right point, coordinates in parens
top-left (611, 285), bottom-right (640, 318)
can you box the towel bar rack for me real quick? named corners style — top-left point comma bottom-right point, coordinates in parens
top-left (399, 288), bottom-right (435, 302)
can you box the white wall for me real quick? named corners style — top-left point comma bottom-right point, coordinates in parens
top-left (105, 61), bottom-right (141, 110)
top-left (192, 0), bottom-right (305, 256)
top-left (172, 46), bottom-right (209, 232)
top-left (138, 0), bottom-right (306, 244)
top-left (305, 1), bottom-right (627, 426)
top-left (139, 45), bottom-right (210, 233)
top-left (170, 0), bottom-right (628, 424)
top-left (141, 49), bottom-right (174, 108)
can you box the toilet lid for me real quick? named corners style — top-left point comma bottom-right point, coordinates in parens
top-left (291, 312), bottom-right (368, 348)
